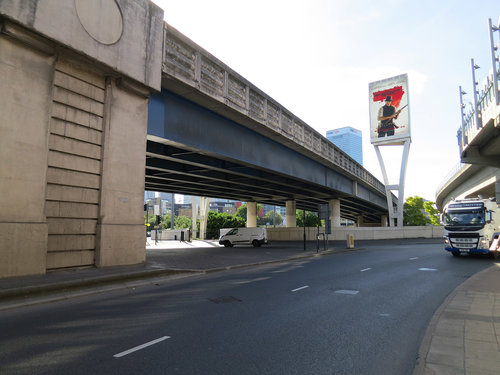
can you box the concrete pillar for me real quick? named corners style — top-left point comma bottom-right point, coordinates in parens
top-left (247, 201), bottom-right (257, 228)
top-left (191, 201), bottom-right (198, 238)
top-left (329, 199), bottom-right (341, 227)
top-left (0, 27), bottom-right (55, 277)
top-left (286, 200), bottom-right (296, 227)
top-left (96, 78), bottom-right (149, 267)
top-left (357, 215), bottom-right (364, 227)
top-left (199, 197), bottom-right (210, 240)
top-left (381, 215), bottom-right (388, 227)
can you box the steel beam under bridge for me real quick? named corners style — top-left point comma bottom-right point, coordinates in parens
top-left (147, 90), bottom-right (388, 223)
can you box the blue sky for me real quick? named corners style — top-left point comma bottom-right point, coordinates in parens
top-left (152, 0), bottom-right (500, 202)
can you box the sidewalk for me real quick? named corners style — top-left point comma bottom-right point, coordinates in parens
top-left (413, 263), bottom-right (500, 375)
top-left (0, 239), bottom-right (498, 374)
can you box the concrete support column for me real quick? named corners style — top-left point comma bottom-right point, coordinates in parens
top-left (329, 199), bottom-right (341, 227)
top-left (0, 29), bottom-right (54, 277)
top-left (247, 201), bottom-right (257, 228)
top-left (381, 215), bottom-right (388, 227)
top-left (199, 197), bottom-right (210, 240)
top-left (357, 215), bottom-right (364, 227)
top-left (286, 200), bottom-right (296, 227)
top-left (96, 78), bottom-right (149, 267)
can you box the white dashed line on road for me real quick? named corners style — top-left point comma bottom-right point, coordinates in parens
top-left (409, 257), bottom-right (419, 260)
top-left (291, 285), bottom-right (309, 292)
top-left (360, 268), bottom-right (372, 272)
top-left (418, 268), bottom-right (438, 271)
top-left (114, 336), bottom-right (170, 358)
top-left (335, 290), bottom-right (359, 295)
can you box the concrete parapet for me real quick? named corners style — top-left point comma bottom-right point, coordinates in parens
top-left (267, 226), bottom-right (444, 242)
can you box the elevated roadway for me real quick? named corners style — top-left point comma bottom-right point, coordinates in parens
top-left (437, 20), bottom-right (500, 209)
top-left (146, 25), bottom-right (393, 224)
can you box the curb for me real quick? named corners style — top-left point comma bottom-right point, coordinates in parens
top-left (412, 265), bottom-right (498, 375)
top-left (0, 246), bottom-right (360, 311)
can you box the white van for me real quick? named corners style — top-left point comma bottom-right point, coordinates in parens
top-left (219, 227), bottom-right (268, 247)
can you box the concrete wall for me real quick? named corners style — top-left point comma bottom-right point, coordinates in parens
top-left (0, 0), bottom-right (163, 278)
top-left (267, 226), bottom-right (444, 241)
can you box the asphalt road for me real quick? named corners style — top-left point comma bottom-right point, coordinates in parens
top-left (0, 242), bottom-right (493, 375)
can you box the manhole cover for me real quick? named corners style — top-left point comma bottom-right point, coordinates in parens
top-left (208, 296), bottom-right (241, 304)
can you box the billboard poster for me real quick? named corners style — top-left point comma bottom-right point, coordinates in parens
top-left (369, 74), bottom-right (410, 145)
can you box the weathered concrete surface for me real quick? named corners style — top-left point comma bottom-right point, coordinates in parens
top-left (0, 0), bottom-right (161, 278)
top-left (0, 0), bottom-right (163, 90)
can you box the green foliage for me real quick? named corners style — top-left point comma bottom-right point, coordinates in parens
top-left (264, 210), bottom-right (283, 226)
top-left (207, 211), bottom-right (245, 230)
top-left (160, 214), bottom-right (193, 229)
top-left (423, 201), bottom-right (441, 226)
top-left (235, 203), bottom-right (264, 223)
top-left (296, 209), bottom-right (321, 227)
top-left (404, 196), bottom-right (439, 226)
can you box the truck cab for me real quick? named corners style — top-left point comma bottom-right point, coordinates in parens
top-left (442, 197), bottom-right (499, 257)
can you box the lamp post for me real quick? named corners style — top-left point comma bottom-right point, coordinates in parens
top-left (489, 18), bottom-right (500, 106)
top-left (459, 86), bottom-right (467, 151)
top-left (471, 58), bottom-right (481, 129)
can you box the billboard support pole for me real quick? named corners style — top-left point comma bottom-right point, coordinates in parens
top-left (374, 145), bottom-right (396, 226)
top-left (397, 139), bottom-right (411, 226)
top-left (373, 138), bottom-right (411, 227)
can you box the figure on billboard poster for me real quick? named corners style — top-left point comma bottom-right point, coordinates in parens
top-left (369, 74), bottom-right (410, 145)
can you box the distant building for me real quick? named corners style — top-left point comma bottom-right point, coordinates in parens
top-left (326, 127), bottom-right (363, 165)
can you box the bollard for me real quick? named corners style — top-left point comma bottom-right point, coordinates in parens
top-left (346, 234), bottom-right (354, 249)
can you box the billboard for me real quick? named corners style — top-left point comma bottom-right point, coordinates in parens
top-left (369, 74), bottom-right (410, 145)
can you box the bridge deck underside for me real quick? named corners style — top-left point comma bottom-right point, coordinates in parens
top-left (146, 141), bottom-right (384, 223)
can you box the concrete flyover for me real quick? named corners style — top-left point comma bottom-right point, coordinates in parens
top-left (0, 0), bottom-right (392, 279)
top-left (437, 27), bottom-right (500, 210)
top-left (146, 25), bottom-right (392, 223)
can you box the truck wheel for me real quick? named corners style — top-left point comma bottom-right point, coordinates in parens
top-left (452, 252), bottom-right (460, 257)
top-left (224, 241), bottom-right (232, 247)
top-left (252, 240), bottom-right (260, 247)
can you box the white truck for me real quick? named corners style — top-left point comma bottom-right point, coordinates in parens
top-left (441, 197), bottom-right (500, 258)
top-left (219, 227), bottom-right (268, 247)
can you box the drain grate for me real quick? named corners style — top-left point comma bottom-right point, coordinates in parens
top-left (208, 296), bottom-right (242, 304)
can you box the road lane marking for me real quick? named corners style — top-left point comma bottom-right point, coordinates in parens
top-left (114, 336), bottom-right (170, 358)
top-left (335, 289), bottom-right (359, 295)
top-left (360, 268), bottom-right (372, 272)
top-left (419, 268), bottom-right (438, 271)
top-left (291, 285), bottom-right (309, 292)
top-left (410, 257), bottom-right (419, 260)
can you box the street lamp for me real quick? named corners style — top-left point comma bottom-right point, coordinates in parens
top-left (488, 18), bottom-right (500, 105)
top-left (471, 59), bottom-right (481, 129)
top-left (459, 86), bottom-right (467, 151)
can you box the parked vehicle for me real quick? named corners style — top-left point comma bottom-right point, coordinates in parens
top-left (219, 227), bottom-right (268, 247)
top-left (441, 197), bottom-right (499, 258)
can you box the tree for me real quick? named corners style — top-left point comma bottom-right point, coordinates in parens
top-left (160, 214), bottom-right (193, 229)
top-left (423, 201), bottom-right (441, 226)
top-left (207, 211), bottom-right (245, 230)
top-left (235, 203), bottom-right (264, 223)
top-left (264, 210), bottom-right (283, 226)
top-left (404, 196), bottom-right (431, 226)
top-left (206, 211), bottom-right (245, 238)
top-left (296, 209), bottom-right (321, 227)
